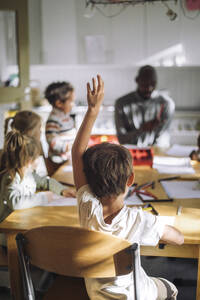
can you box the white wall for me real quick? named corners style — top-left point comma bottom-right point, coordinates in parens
top-left (28, 0), bottom-right (42, 64)
top-left (41, 0), bottom-right (78, 64)
top-left (27, 0), bottom-right (200, 108)
top-left (30, 65), bottom-right (200, 108)
top-left (37, 0), bottom-right (200, 65)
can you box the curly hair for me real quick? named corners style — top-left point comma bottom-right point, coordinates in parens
top-left (44, 81), bottom-right (74, 106)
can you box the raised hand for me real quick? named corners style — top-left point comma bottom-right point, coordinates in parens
top-left (87, 74), bottom-right (104, 113)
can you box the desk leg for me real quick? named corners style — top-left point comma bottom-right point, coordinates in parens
top-left (197, 245), bottom-right (200, 300)
top-left (7, 233), bottom-right (23, 300)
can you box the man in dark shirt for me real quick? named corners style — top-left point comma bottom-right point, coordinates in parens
top-left (115, 65), bottom-right (175, 146)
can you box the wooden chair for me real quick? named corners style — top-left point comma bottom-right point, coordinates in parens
top-left (16, 226), bottom-right (140, 300)
top-left (43, 157), bottom-right (63, 177)
top-left (0, 246), bottom-right (8, 269)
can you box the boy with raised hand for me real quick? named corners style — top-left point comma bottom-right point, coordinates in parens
top-left (72, 75), bottom-right (184, 300)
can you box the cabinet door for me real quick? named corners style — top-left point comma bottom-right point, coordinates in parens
top-left (0, 0), bottom-right (29, 103)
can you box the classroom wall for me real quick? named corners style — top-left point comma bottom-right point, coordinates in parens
top-left (36, 0), bottom-right (200, 65)
top-left (30, 65), bottom-right (200, 108)
top-left (28, 0), bottom-right (42, 64)
top-left (27, 0), bottom-right (200, 109)
top-left (41, 0), bottom-right (78, 64)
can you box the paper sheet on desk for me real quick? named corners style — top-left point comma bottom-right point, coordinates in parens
top-left (161, 181), bottom-right (200, 199)
top-left (125, 193), bottom-right (154, 205)
top-left (166, 144), bottom-right (198, 157)
top-left (153, 156), bottom-right (195, 174)
top-left (43, 194), bottom-right (77, 206)
top-left (62, 165), bottom-right (73, 172)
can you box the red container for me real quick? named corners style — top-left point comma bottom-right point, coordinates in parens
top-left (88, 136), bottom-right (153, 167)
top-left (127, 147), bottom-right (153, 167)
top-left (88, 135), bottom-right (119, 147)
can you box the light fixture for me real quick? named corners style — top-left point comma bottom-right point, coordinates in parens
top-left (162, 1), bottom-right (177, 21)
top-left (85, 0), bottom-right (178, 19)
top-left (84, 3), bottom-right (96, 18)
top-left (86, 0), bottom-right (177, 5)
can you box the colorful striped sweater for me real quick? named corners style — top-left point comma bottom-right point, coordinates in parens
top-left (45, 107), bottom-right (76, 163)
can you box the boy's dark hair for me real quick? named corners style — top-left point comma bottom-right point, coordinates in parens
top-left (83, 142), bottom-right (133, 199)
top-left (44, 81), bottom-right (74, 106)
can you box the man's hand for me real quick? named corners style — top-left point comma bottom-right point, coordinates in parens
top-left (87, 74), bottom-right (104, 114)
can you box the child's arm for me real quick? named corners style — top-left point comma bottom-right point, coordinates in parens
top-left (161, 225), bottom-right (184, 246)
top-left (72, 75), bottom-right (104, 190)
top-left (33, 172), bottom-right (75, 197)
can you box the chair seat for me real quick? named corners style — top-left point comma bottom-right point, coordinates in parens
top-left (43, 275), bottom-right (90, 300)
top-left (44, 157), bottom-right (63, 177)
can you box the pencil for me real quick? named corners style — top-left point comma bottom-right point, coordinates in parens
top-left (149, 204), bottom-right (159, 216)
top-left (142, 199), bottom-right (174, 202)
top-left (158, 176), bottom-right (180, 182)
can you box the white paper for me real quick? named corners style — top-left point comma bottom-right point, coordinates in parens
top-left (153, 156), bottom-right (191, 166)
top-left (125, 190), bottom-right (155, 205)
top-left (153, 164), bottom-right (195, 174)
top-left (125, 195), bottom-right (143, 205)
top-left (153, 155), bottom-right (195, 174)
top-left (62, 165), bottom-right (73, 172)
top-left (166, 144), bottom-right (198, 157)
top-left (161, 181), bottom-right (200, 199)
top-left (43, 194), bottom-right (77, 206)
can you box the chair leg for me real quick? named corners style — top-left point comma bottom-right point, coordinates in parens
top-left (37, 271), bottom-right (55, 292)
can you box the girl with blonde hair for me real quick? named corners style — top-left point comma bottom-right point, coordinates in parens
top-left (0, 130), bottom-right (74, 245)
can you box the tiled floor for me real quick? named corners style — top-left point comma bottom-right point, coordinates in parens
top-left (0, 257), bottom-right (197, 299)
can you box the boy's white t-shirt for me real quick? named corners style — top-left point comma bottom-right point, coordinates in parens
top-left (77, 185), bottom-right (166, 300)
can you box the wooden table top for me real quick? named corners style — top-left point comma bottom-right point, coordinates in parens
top-left (1, 151), bottom-right (199, 244)
top-left (0, 203), bottom-right (200, 245)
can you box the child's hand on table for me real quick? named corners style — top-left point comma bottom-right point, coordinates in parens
top-left (61, 188), bottom-right (76, 198)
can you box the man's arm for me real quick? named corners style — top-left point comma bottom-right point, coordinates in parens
top-left (161, 225), bottom-right (184, 246)
top-left (114, 100), bottom-right (142, 144)
top-left (72, 75), bottom-right (104, 191)
top-left (153, 98), bottom-right (175, 142)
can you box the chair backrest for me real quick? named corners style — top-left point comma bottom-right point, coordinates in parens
top-left (16, 226), bottom-right (140, 299)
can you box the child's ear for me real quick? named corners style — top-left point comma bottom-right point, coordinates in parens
top-left (127, 173), bottom-right (134, 187)
top-left (55, 99), bottom-right (63, 109)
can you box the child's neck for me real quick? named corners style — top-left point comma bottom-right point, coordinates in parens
top-left (101, 194), bottom-right (125, 225)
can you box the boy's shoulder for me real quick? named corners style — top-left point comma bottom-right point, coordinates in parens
top-left (46, 108), bottom-right (63, 124)
top-left (76, 184), bottom-right (94, 201)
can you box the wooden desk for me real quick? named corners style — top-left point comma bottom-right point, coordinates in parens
top-left (1, 162), bottom-right (200, 300)
top-left (51, 161), bottom-right (74, 186)
top-left (0, 207), bottom-right (79, 300)
top-left (1, 204), bottom-right (200, 299)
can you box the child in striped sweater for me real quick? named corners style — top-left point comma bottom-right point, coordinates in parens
top-left (45, 82), bottom-right (76, 169)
